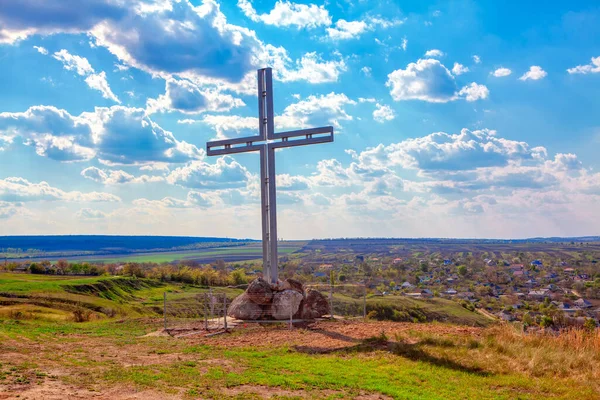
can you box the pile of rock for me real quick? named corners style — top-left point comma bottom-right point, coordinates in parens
top-left (228, 278), bottom-right (329, 320)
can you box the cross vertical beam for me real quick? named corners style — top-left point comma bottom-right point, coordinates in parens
top-left (206, 67), bottom-right (334, 285)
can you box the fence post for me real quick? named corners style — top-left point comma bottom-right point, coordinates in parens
top-left (329, 283), bottom-right (334, 320)
top-left (163, 292), bottom-right (167, 331)
top-left (363, 284), bottom-right (367, 320)
top-left (223, 294), bottom-right (228, 331)
top-left (289, 301), bottom-right (293, 330)
top-left (204, 293), bottom-right (208, 330)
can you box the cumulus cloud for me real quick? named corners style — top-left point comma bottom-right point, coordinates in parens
top-left (386, 59), bottom-right (455, 102)
top-left (146, 78), bottom-right (245, 114)
top-left (261, 47), bottom-right (347, 84)
top-left (326, 16), bottom-right (402, 40)
top-left (452, 63), bottom-right (469, 75)
top-left (276, 174), bottom-right (310, 191)
top-left (33, 46), bottom-right (48, 55)
top-left (424, 49), bottom-right (444, 58)
top-left (52, 49), bottom-right (120, 103)
top-left (373, 103), bottom-right (395, 123)
top-left (276, 92), bottom-right (356, 130)
top-left (76, 208), bottom-right (107, 219)
top-left (492, 67), bottom-right (512, 77)
top-left (457, 83), bottom-right (489, 102)
top-left (238, 0), bottom-right (331, 29)
top-left (567, 56), bottom-right (600, 74)
top-left (386, 59), bottom-right (489, 103)
top-left (0, 201), bottom-right (22, 219)
top-left (167, 157), bottom-right (251, 189)
top-left (201, 115), bottom-right (257, 139)
top-left (1, 0), bottom-right (258, 83)
top-left (199, 91), bottom-right (356, 139)
top-left (81, 166), bottom-right (164, 185)
top-left (0, 105), bottom-right (95, 161)
top-left (361, 66), bottom-right (372, 77)
top-left (354, 129), bottom-right (537, 172)
top-left (519, 66), bottom-right (547, 81)
top-left (472, 55), bottom-right (481, 64)
top-left (0, 105), bottom-right (203, 164)
top-left (0, 177), bottom-right (120, 203)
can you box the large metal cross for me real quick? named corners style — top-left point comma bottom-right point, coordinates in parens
top-left (206, 68), bottom-right (334, 284)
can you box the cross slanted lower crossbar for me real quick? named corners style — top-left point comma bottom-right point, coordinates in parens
top-left (206, 68), bottom-right (334, 284)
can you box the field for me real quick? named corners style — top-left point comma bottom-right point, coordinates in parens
top-left (304, 238), bottom-right (600, 260)
top-left (1, 273), bottom-right (599, 399)
top-left (3, 242), bottom-right (304, 264)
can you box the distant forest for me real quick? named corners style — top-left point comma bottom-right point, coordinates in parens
top-left (0, 235), bottom-right (253, 253)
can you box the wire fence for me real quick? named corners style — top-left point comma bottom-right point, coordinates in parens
top-left (162, 290), bottom-right (229, 335)
top-left (161, 283), bottom-right (367, 336)
top-left (305, 283), bottom-right (367, 320)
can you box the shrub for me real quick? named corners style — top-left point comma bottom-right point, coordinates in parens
top-left (584, 318), bottom-right (597, 333)
top-left (72, 309), bottom-right (92, 322)
top-left (540, 315), bottom-right (554, 328)
top-left (29, 263), bottom-right (46, 274)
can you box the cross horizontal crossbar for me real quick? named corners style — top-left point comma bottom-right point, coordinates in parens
top-left (206, 126), bottom-right (333, 156)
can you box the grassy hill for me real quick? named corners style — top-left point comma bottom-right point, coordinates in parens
top-left (1, 273), bottom-right (598, 399)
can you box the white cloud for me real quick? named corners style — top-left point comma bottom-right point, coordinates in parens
top-left (326, 16), bottom-right (402, 40)
top-left (387, 59), bottom-right (488, 103)
top-left (387, 59), bottom-right (456, 103)
top-left (361, 66), bottom-right (372, 77)
top-left (238, 0), bottom-right (331, 29)
top-left (0, 0), bottom-right (259, 83)
top-left (401, 37), bottom-right (407, 51)
top-left (167, 157), bottom-right (251, 189)
top-left (81, 166), bottom-right (164, 185)
top-left (519, 66), bottom-right (547, 81)
top-left (52, 49), bottom-right (94, 76)
top-left (276, 92), bottom-right (356, 130)
top-left (261, 47), bottom-right (347, 83)
top-left (76, 208), bottom-right (107, 219)
top-left (491, 67), bottom-right (512, 77)
top-left (567, 56), bottom-right (600, 74)
top-left (132, 197), bottom-right (190, 209)
top-left (0, 177), bottom-right (120, 203)
top-left (0, 105), bottom-right (203, 164)
top-left (52, 49), bottom-right (120, 103)
top-left (373, 103), bottom-right (395, 123)
top-left (146, 78), bottom-right (244, 115)
top-left (451, 63), bottom-right (469, 76)
top-left (84, 72), bottom-right (121, 103)
top-left (327, 19), bottom-right (367, 40)
top-left (33, 45), bottom-right (48, 55)
top-left (457, 82), bottom-right (489, 102)
top-left (276, 174), bottom-right (310, 191)
top-left (0, 201), bottom-right (22, 219)
top-left (182, 93), bottom-right (354, 139)
top-left (424, 49), bottom-right (444, 58)
top-left (358, 97), bottom-right (376, 103)
top-left (473, 55), bottom-right (481, 64)
top-left (201, 115), bottom-right (257, 139)
top-left (353, 128), bottom-right (537, 172)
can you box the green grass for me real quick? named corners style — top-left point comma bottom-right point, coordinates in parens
top-left (81, 244), bottom-right (300, 263)
top-left (0, 286), bottom-right (598, 399)
top-left (2, 318), bottom-right (591, 399)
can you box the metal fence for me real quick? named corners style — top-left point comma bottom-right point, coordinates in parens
top-left (162, 284), bottom-right (367, 335)
top-left (305, 283), bottom-right (367, 320)
top-left (162, 290), bottom-right (229, 335)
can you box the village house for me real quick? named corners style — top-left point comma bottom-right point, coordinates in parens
top-left (574, 298), bottom-right (593, 309)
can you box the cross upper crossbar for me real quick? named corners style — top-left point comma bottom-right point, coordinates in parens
top-left (205, 68), bottom-right (334, 284)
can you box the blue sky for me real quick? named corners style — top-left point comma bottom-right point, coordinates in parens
top-left (0, 0), bottom-right (599, 239)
